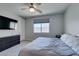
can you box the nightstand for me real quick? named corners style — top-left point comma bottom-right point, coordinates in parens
top-left (55, 35), bottom-right (61, 38)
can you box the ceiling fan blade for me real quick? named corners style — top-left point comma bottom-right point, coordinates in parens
top-left (23, 3), bottom-right (30, 6)
top-left (21, 6), bottom-right (29, 10)
top-left (21, 8), bottom-right (26, 10)
top-left (34, 8), bottom-right (42, 13)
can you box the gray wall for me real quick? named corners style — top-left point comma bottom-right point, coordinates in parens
top-left (0, 4), bottom-right (26, 41)
top-left (25, 14), bottom-right (64, 41)
top-left (64, 4), bottom-right (79, 36)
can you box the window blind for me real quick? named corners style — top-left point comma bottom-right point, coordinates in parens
top-left (34, 18), bottom-right (49, 23)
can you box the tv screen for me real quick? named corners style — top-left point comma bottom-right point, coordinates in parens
top-left (0, 16), bottom-right (17, 29)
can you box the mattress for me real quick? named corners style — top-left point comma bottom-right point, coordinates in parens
top-left (19, 37), bottom-right (78, 56)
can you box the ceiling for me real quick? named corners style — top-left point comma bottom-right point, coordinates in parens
top-left (0, 3), bottom-right (70, 18)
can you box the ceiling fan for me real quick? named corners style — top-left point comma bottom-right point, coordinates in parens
top-left (21, 3), bottom-right (42, 13)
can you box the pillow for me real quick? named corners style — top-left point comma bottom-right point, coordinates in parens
top-left (60, 34), bottom-right (70, 46)
top-left (61, 34), bottom-right (78, 47)
top-left (60, 34), bottom-right (79, 55)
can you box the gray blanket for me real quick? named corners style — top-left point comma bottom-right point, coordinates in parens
top-left (19, 37), bottom-right (78, 56)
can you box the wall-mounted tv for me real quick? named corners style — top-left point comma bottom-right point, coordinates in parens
top-left (0, 16), bottom-right (17, 30)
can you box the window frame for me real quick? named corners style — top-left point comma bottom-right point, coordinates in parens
top-left (33, 23), bottom-right (50, 33)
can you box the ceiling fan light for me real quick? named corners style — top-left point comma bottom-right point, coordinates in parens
top-left (29, 7), bottom-right (35, 12)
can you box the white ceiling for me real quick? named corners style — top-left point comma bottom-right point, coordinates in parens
top-left (0, 3), bottom-right (70, 18)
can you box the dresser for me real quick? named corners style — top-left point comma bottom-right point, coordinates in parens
top-left (0, 35), bottom-right (20, 52)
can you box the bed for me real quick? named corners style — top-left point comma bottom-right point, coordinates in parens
top-left (19, 34), bottom-right (79, 56)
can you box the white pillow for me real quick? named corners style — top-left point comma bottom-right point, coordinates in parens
top-left (60, 34), bottom-right (73, 47)
top-left (60, 34), bottom-right (79, 54)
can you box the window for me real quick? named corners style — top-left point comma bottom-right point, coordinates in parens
top-left (42, 23), bottom-right (49, 33)
top-left (34, 23), bottom-right (49, 33)
top-left (10, 22), bottom-right (17, 30)
top-left (34, 23), bottom-right (41, 33)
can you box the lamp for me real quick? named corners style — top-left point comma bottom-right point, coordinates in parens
top-left (29, 7), bottom-right (35, 12)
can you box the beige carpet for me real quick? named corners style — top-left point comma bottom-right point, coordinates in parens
top-left (0, 41), bottom-right (30, 56)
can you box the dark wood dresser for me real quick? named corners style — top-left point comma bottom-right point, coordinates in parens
top-left (0, 35), bottom-right (20, 52)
